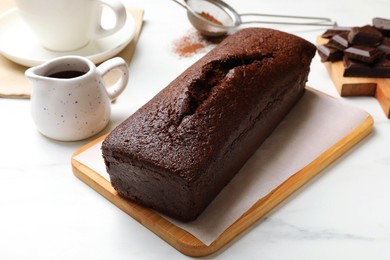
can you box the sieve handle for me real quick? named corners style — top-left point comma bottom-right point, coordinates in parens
top-left (239, 13), bottom-right (337, 27)
top-left (170, 0), bottom-right (187, 9)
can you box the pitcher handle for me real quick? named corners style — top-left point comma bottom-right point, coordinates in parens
top-left (97, 57), bottom-right (129, 100)
top-left (94, 0), bottom-right (127, 38)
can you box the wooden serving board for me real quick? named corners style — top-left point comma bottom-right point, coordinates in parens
top-left (316, 36), bottom-right (390, 118)
top-left (71, 90), bottom-right (373, 257)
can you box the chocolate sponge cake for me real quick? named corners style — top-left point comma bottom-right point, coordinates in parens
top-left (102, 28), bottom-right (316, 221)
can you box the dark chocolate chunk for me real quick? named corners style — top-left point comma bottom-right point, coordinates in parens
top-left (378, 37), bottom-right (390, 57)
top-left (343, 57), bottom-right (369, 77)
top-left (328, 32), bottom-right (350, 50)
top-left (317, 44), bottom-right (344, 62)
top-left (318, 19), bottom-right (390, 79)
top-left (321, 27), bottom-right (352, 38)
top-left (344, 45), bottom-right (383, 63)
top-left (373, 17), bottom-right (390, 37)
top-left (348, 25), bottom-right (383, 46)
top-left (343, 56), bottom-right (390, 78)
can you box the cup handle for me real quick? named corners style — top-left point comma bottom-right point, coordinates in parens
top-left (97, 57), bottom-right (129, 100)
top-left (95, 0), bottom-right (127, 38)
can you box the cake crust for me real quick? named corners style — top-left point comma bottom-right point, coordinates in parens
top-left (102, 28), bottom-right (316, 221)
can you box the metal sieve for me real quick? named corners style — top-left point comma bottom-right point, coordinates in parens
top-left (171, 0), bottom-right (336, 36)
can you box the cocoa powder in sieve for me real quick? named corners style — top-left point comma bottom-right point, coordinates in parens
top-left (197, 12), bottom-right (223, 25)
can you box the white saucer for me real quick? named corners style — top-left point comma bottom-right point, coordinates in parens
top-left (0, 8), bottom-right (136, 67)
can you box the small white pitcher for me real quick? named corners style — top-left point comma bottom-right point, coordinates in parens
top-left (26, 55), bottom-right (129, 141)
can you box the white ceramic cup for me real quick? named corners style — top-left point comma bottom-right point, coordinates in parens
top-left (14, 0), bottom-right (127, 52)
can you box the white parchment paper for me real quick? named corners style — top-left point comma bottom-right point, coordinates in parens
top-left (73, 89), bottom-right (370, 246)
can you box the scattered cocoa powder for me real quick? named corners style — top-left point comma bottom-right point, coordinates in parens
top-left (172, 29), bottom-right (226, 58)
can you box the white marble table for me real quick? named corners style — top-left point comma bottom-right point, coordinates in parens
top-left (1, 0), bottom-right (390, 259)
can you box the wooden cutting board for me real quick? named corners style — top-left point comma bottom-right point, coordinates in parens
top-left (71, 89), bottom-right (373, 257)
top-left (316, 36), bottom-right (390, 118)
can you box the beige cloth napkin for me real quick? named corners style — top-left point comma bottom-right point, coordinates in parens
top-left (0, 1), bottom-right (144, 99)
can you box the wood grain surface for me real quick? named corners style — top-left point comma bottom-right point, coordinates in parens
top-left (71, 107), bottom-right (373, 257)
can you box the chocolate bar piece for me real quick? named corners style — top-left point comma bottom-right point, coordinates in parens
top-left (378, 37), bottom-right (390, 56)
top-left (344, 45), bottom-right (383, 63)
top-left (317, 44), bottom-right (343, 62)
top-left (373, 17), bottom-right (390, 37)
top-left (328, 32), bottom-right (350, 50)
top-left (343, 56), bottom-right (390, 78)
top-left (319, 19), bottom-right (390, 79)
top-left (348, 25), bottom-right (383, 46)
top-left (321, 27), bottom-right (352, 38)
